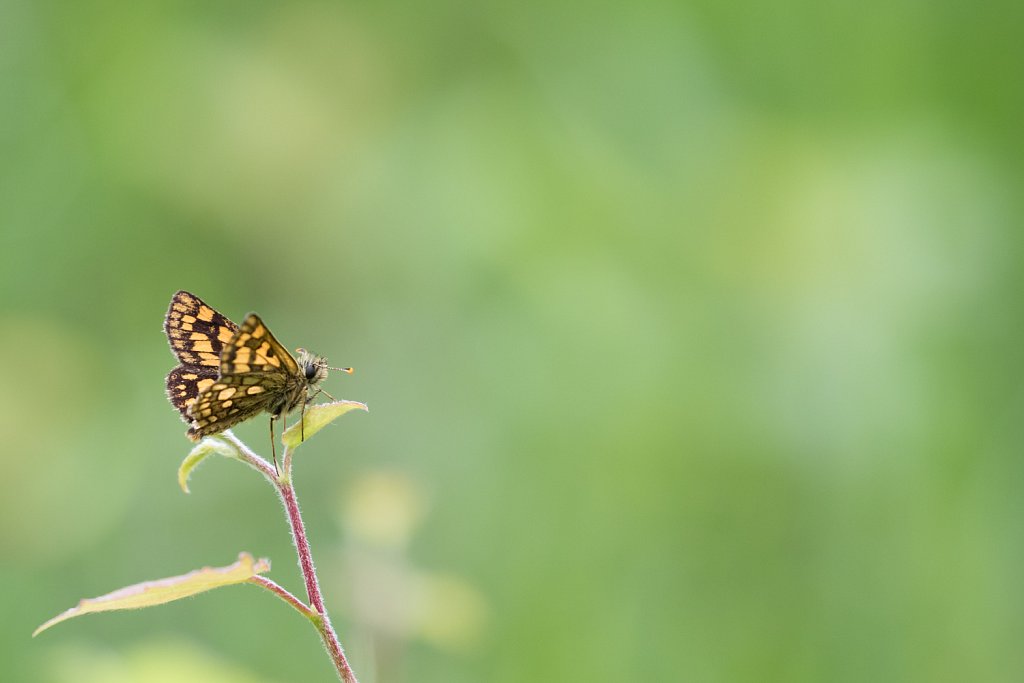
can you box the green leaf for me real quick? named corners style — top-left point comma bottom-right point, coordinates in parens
top-left (178, 435), bottom-right (242, 493)
top-left (33, 552), bottom-right (271, 637)
top-left (282, 400), bottom-right (368, 448)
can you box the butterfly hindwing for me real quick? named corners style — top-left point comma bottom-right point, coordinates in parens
top-left (221, 313), bottom-right (300, 377)
top-left (164, 290), bottom-right (239, 368)
top-left (186, 372), bottom-right (285, 440)
top-left (165, 365), bottom-right (219, 420)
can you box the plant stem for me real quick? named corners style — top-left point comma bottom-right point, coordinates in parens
top-left (218, 432), bottom-right (278, 483)
top-left (277, 467), bottom-right (358, 683)
top-left (224, 432), bottom-right (358, 681)
top-left (249, 575), bottom-right (316, 621)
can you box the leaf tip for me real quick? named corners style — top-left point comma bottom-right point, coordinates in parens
top-left (33, 606), bottom-right (77, 637)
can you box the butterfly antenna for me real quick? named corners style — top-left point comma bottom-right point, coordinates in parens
top-left (295, 347), bottom-right (353, 374)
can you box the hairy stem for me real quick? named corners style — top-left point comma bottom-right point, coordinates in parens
top-left (278, 482), bottom-right (326, 614)
top-left (277, 470), bottom-right (358, 683)
top-left (249, 575), bottom-right (316, 621)
top-left (218, 431), bottom-right (277, 483)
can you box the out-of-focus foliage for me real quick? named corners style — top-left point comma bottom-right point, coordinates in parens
top-left (2, 0), bottom-right (1022, 681)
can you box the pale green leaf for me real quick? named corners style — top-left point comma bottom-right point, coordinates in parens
top-left (282, 400), bottom-right (368, 448)
top-left (178, 435), bottom-right (242, 493)
top-left (33, 552), bottom-right (271, 636)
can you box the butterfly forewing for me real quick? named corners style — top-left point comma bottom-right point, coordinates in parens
top-left (165, 290), bottom-right (239, 367)
top-left (220, 313), bottom-right (300, 377)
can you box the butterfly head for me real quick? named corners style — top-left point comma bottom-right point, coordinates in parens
top-left (296, 348), bottom-right (329, 386)
top-left (296, 348), bottom-right (353, 388)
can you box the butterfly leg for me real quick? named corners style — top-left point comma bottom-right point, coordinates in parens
top-left (300, 392), bottom-right (307, 443)
top-left (269, 416), bottom-right (279, 475)
top-left (308, 386), bottom-right (337, 402)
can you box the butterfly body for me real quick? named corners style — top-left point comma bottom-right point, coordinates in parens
top-left (163, 291), bottom-right (340, 443)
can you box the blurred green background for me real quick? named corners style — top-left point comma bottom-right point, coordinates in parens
top-left (2, 1), bottom-right (1022, 681)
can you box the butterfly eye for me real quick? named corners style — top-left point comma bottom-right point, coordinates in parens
top-left (305, 364), bottom-right (318, 380)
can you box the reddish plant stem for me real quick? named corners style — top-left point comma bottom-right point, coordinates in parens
top-left (278, 480), bottom-right (358, 683)
top-left (279, 483), bottom-right (325, 613)
top-left (219, 432), bottom-right (277, 483)
top-left (249, 575), bottom-right (315, 620)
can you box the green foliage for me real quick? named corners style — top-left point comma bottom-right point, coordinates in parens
top-left (6, 0), bottom-right (1024, 681)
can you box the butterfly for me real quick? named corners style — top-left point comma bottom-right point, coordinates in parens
top-left (164, 290), bottom-right (350, 468)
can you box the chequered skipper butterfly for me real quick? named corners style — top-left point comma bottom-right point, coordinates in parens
top-left (164, 291), bottom-right (351, 466)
